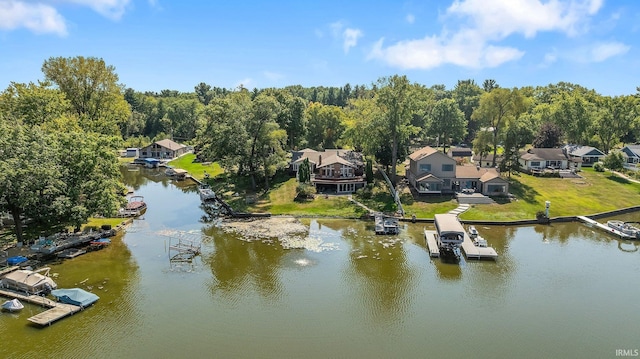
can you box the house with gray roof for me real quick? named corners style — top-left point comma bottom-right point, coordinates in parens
top-left (620, 145), bottom-right (640, 169)
top-left (519, 148), bottom-right (581, 172)
top-left (564, 145), bottom-right (605, 167)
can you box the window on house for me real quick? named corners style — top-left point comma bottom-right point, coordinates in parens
top-left (442, 164), bottom-right (454, 171)
top-left (530, 161), bottom-right (540, 167)
top-left (419, 164), bottom-right (431, 172)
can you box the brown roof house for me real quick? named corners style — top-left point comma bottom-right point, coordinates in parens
top-left (139, 139), bottom-right (189, 160)
top-left (407, 146), bottom-right (509, 196)
top-left (290, 149), bottom-right (366, 194)
top-left (406, 146), bottom-right (457, 194)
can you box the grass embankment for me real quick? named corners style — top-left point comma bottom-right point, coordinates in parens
top-left (460, 168), bottom-right (640, 221)
top-left (168, 153), bottom-right (224, 180)
top-left (82, 218), bottom-right (127, 231)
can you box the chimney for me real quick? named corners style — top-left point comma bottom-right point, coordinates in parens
top-left (318, 155), bottom-right (322, 166)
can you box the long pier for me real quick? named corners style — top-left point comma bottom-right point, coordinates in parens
top-left (0, 288), bottom-right (82, 326)
top-left (577, 216), bottom-right (636, 239)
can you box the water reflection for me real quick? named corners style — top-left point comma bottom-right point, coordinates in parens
top-left (203, 227), bottom-right (285, 302)
top-left (339, 219), bottom-right (417, 327)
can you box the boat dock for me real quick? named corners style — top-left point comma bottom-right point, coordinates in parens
top-left (461, 233), bottom-right (498, 259)
top-left (424, 229), bottom-right (440, 257)
top-left (0, 288), bottom-right (82, 326)
top-left (577, 216), bottom-right (636, 239)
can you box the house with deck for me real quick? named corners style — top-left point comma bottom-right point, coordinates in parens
top-left (564, 145), bottom-right (604, 167)
top-left (290, 149), bottom-right (366, 194)
top-left (407, 146), bottom-right (509, 196)
top-left (139, 139), bottom-right (188, 160)
top-left (519, 148), bottom-right (581, 172)
top-left (406, 146), bottom-right (458, 194)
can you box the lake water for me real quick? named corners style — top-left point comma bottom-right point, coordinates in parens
top-left (1, 167), bottom-right (639, 358)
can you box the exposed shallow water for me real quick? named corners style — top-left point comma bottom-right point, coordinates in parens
top-left (1, 167), bottom-right (639, 358)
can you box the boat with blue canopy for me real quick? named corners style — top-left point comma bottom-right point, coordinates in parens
top-left (51, 288), bottom-right (100, 307)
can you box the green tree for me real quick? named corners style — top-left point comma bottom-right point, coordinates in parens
top-left (375, 75), bottom-right (419, 183)
top-left (452, 79), bottom-right (483, 141)
top-left (532, 122), bottom-right (563, 148)
top-left (305, 102), bottom-right (346, 149)
top-left (298, 158), bottom-right (311, 183)
top-left (428, 98), bottom-right (467, 153)
top-left (42, 56), bottom-right (130, 136)
top-left (472, 88), bottom-right (528, 167)
top-left (594, 96), bottom-right (638, 153)
top-left (602, 151), bottom-right (625, 172)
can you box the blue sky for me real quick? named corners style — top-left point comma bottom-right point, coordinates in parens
top-left (0, 0), bottom-right (638, 95)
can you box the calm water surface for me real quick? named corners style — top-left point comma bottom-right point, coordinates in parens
top-left (1, 167), bottom-right (639, 358)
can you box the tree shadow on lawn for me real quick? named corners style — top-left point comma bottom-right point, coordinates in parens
top-left (606, 174), bottom-right (631, 185)
top-left (507, 178), bottom-right (539, 204)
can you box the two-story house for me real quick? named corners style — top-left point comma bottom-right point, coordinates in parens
top-left (406, 146), bottom-right (457, 194)
top-left (290, 149), bottom-right (366, 194)
top-left (139, 139), bottom-right (188, 159)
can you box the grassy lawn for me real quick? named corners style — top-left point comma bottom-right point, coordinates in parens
top-left (81, 217), bottom-right (127, 231)
top-left (460, 168), bottom-right (640, 221)
top-left (168, 153), bottom-right (224, 180)
top-left (401, 193), bottom-right (459, 219)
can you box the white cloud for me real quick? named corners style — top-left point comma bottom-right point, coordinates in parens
top-left (0, 0), bottom-right (131, 36)
top-left (406, 13), bottom-right (415, 24)
top-left (589, 41), bottom-right (630, 62)
top-left (0, 1), bottom-right (67, 35)
top-left (329, 21), bottom-right (363, 53)
top-left (234, 78), bottom-right (254, 89)
top-left (342, 28), bottom-right (363, 53)
top-left (369, 0), bottom-right (605, 70)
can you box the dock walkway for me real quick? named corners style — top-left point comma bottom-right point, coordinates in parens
top-left (461, 233), bottom-right (498, 259)
top-left (577, 216), bottom-right (635, 239)
top-left (424, 230), bottom-right (440, 257)
top-left (0, 288), bottom-right (82, 326)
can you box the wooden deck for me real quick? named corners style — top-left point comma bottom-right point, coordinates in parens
top-left (577, 216), bottom-right (636, 239)
top-left (424, 230), bottom-right (440, 257)
top-left (461, 233), bottom-right (498, 260)
top-left (0, 288), bottom-right (82, 326)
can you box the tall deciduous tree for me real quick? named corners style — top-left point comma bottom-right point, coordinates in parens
top-left (594, 95), bottom-right (639, 153)
top-left (376, 75), bottom-right (419, 183)
top-left (472, 88), bottom-right (528, 167)
top-left (42, 56), bottom-right (130, 136)
top-left (428, 98), bottom-right (467, 153)
top-left (532, 122), bottom-right (563, 148)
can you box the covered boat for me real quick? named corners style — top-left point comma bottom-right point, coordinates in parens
top-left (1, 299), bottom-right (24, 312)
top-left (119, 195), bottom-right (147, 217)
top-left (0, 267), bottom-right (57, 295)
top-left (51, 288), bottom-right (99, 307)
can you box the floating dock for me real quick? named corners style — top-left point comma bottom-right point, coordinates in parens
top-left (424, 229), bottom-right (440, 257)
top-left (0, 289), bottom-right (82, 326)
top-left (461, 233), bottom-right (498, 259)
top-left (577, 216), bottom-right (638, 239)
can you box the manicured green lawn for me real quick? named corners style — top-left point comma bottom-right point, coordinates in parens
top-left (82, 217), bottom-right (127, 230)
top-left (168, 153), bottom-right (223, 180)
top-left (401, 194), bottom-right (459, 219)
top-left (460, 168), bottom-right (640, 221)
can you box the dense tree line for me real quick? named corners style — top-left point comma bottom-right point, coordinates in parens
top-left (3, 56), bottom-right (640, 243)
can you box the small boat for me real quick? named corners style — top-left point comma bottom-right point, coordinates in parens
top-left (473, 235), bottom-right (488, 247)
top-left (199, 185), bottom-right (217, 203)
top-left (1, 299), bottom-right (24, 312)
top-left (87, 238), bottom-right (111, 251)
top-left (119, 195), bottom-right (147, 217)
top-left (51, 288), bottom-right (99, 307)
top-left (57, 248), bottom-right (87, 259)
top-left (468, 226), bottom-right (479, 238)
top-left (607, 220), bottom-right (640, 239)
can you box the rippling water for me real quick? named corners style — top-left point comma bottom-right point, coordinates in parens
top-left (1, 167), bottom-right (639, 358)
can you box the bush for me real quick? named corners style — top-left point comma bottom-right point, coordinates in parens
top-left (593, 162), bottom-right (605, 172)
top-left (356, 184), bottom-right (373, 200)
top-left (295, 183), bottom-right (316, 201)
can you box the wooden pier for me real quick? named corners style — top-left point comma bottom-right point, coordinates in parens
top-left (0, 289), bottom-right (82, 326)
top-left (460, 233), bottom-right (498, 260)
top-left (424, 229), bottom-right (440, 257)
top-left (577, 216), bottom-right (636, 239)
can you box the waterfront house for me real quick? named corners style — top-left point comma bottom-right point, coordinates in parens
top-left (290, 149), bottom-right (366, 194)
top-left (454, 165), bottom-right (509, 196)
top-left (406, 146), bottom-right (457, 194)
top-left (139, 139), bottom-right (188, 160)
top-left (564, 145), bottom-right (604, 167)
top-left (620, 145), bottom-right (640, 169)
top-left (519, 148), bottom-right (581, 172)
